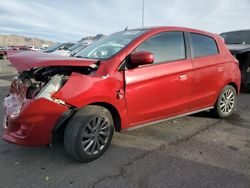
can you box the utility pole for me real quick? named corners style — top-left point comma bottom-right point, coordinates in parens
top-left (142, 0), bottom-right (144, 28)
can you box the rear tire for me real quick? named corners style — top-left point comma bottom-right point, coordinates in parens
top-left (64, 105), bottom-right (114, 162)
top-left (212, 85), bottom-right (237, 118)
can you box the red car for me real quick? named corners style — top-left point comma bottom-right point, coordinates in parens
top-left (3, 27), bottom-right (241, 162)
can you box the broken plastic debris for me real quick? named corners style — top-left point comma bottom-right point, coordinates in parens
top-left (171, 120), bottom-right (179, 124)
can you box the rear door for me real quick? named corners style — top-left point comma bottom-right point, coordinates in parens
top-left (124, 31), bottom-right (193, 127)
top-left (188, 32), bottom-right (222, 110)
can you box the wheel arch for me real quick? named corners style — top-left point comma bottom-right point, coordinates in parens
top-left (50, 101), bottom-right (122, 145)
top-left (212, 83), bottom-right (238, 118)
top-left (90, 102), bottom-right (121, 132)
top-left (227, 82), bottom-right (239, 95)
top-left (213, 81), bottom-right (239, 107)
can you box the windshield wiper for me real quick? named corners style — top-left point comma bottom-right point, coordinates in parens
top-left (75, 56), bottom-right (91, 59)
top-left (75, 56), bottom-right (102, 60)
top-left (227, 42), bottom-right (247, 45)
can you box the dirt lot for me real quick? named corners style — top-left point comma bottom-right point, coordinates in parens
top-left (1, 59), bottom-right (250, 188)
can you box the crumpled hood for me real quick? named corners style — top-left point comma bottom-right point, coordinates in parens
top-left (7, 51), bottom-right (97, 72)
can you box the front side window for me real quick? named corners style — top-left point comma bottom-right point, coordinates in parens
top-left (135, 32), bottom-right (186, 64)
top-left (191, 33), bottom-right (219, 58)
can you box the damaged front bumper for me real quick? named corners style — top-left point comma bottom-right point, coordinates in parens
top-left (2, 95), bottom-right (68, 146)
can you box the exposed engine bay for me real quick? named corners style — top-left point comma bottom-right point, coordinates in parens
top-left (14, 66), bottom-right (96, 100)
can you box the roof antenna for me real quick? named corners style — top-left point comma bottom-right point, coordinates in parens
top-left (124, 26), bottom-right (128, 31)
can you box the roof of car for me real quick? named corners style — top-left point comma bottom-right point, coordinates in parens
top-left (127, 26), bottom-right (216, 37)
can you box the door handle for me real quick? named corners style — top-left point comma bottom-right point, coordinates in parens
top-left (217, 65), bottom-right (223, 72)
top-left (179, 74), bottom-right (189, 80)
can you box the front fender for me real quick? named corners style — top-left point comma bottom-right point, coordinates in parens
top-left (53, 72), bottom-right (128, 129)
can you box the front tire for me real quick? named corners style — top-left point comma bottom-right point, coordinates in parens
top-left (64, 105), bottom-right (114, 162)
top-left (212, 85), bottom-right (237, 118)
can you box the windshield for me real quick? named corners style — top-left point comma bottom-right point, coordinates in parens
top-left (220, 31), bottom-right (250, 44)
top-left (75, 30), bottom-right (148, 60)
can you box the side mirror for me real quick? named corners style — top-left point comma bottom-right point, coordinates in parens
top-left (130, 51), bottom-right (154, 66)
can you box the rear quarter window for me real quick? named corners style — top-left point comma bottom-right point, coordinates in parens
top-left (190, 33), bottom-right (219, 58)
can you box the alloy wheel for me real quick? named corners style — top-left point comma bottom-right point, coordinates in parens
top-left (219, 89), bottom-right (235, 115)
top-left (81, 116), bottom-right (111, 155)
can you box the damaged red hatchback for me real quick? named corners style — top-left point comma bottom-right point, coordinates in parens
top-left (3, 27), bottom-right (241, 162)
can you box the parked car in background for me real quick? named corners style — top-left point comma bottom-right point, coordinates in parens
top-left (51, 41), bottom-right (92, 57)
top-left (41, 44), bottom-right (49, 50)
top-left (5, 46), bottom-right (34, 57)
top-left (11, 46), bottom-right (32, 51)
top-left (3, 26), bottom-right (240, 162)
top-left (28, 46), bottom-right (40, 51)
top-left (43, 42), bottom-right (75, 53)
top-left (67, 42), bottom-right (90, 57)
top-left (0, 47), bottom-right (8, 59)
top-left (220, 30), bottom-right (250, 92)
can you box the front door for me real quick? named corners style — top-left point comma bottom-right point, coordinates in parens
top-left (124, 31), bottom-right (192, 127)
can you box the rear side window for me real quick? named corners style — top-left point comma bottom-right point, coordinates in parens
top-left (136, 32), bottom-right (186, 64)
top-left (190, 33), bottom-right (219, 58)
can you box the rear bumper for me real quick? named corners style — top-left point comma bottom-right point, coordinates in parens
top-left (2, 97), bottom-right (68, 146)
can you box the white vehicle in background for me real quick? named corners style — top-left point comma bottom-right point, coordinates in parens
top-left (51, 41), bottom-right (92, 57)
top-left (51, 48), bottom-right (71, 56)
top-left (28, 46), bottom-right (40, 51)
top-left (66, 41), bottom-right (93, 57)
top-left (44, 42), bottom-right (75, 54)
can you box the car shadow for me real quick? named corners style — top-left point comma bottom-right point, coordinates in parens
top-left (1, 138), bottom-right (250, 188)
top-left (189, 111), bottom-right (212, 118)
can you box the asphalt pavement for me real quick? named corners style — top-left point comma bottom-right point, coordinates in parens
top-left (0, 59), bottom-right (250, 188)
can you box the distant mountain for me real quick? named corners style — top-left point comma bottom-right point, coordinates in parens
top-left (78, 34), bottom-right (105, 43)
top-left (0, 34), bottom-right (54, 47)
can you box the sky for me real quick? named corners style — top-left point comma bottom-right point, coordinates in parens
top-left (0, 0), bottom-right (249, 42)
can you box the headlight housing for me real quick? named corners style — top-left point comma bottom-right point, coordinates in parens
top-left (35, 75), bottom-right (62, 101)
